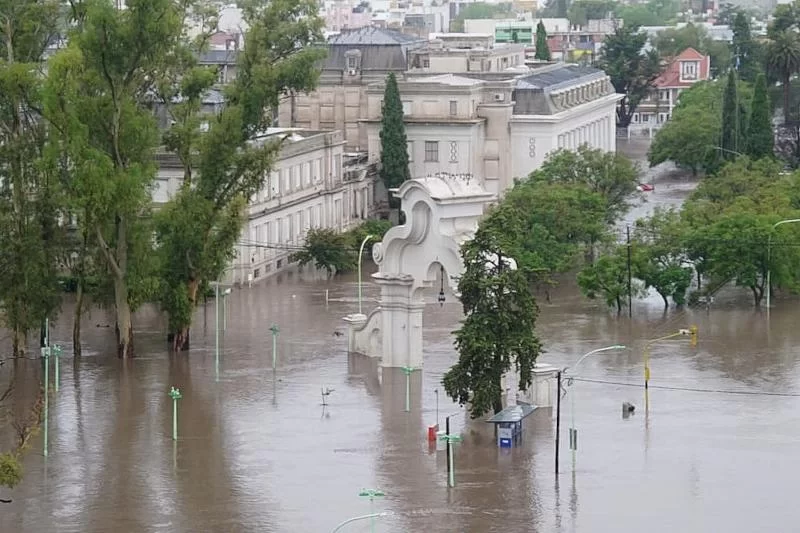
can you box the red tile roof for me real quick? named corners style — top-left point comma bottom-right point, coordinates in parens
top-left (653, 47), bottom-right (710, 89)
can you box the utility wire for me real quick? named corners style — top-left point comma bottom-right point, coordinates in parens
top-left (573, 377), bottom-right (800, 398)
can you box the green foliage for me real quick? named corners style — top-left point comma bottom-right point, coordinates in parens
top-left (450, 2), bottom-right (512, 31)
top-left (614, 0), bottom-right (680, 27)
top-left (155, 0), bottom-right (325, 348)
top-left (534, 20), bottom-right (551, 61)
top-left (528, 145), bottom-right (640, 224)
top-left (290, 228), bottom-right (353, 277)
top-left (766, 29), bottom-right (800, 125)
top-left (577, 247), bottom-right (638, 313)
top-left (597, 25), bottom-right (662, 128)
top-left (746, 74), bottom-right (775, 160)
top-left (0, 0), bottom-right (64, 356)
top-left (567, 0), bottom-right (615, 25)
top-left (43, 0), bottom-right (188, 356)
top-left (378, 73), bottom-right (410, 196)
top-left (680, 158), bottom-right (800, 305)
top-left (290, 220), bottom-right (393, 276)
top-left (0, 452), bottom-right (22, 489)
top-left (443, 227), bottom-right (541, 418)
top-left (649, 79), bottom-right (753, 175)
top-left (721, 69), bottom-right (742, 160)
top-left (732, 10), bottom-right (762, 83)
top-left (632, 208), bottom-right (692, 308)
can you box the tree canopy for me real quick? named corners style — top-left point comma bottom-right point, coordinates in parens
top-left (597, 25), bottom-right (662, 128)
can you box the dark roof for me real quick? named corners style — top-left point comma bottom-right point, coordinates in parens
top-left (198, 49), bottom-right (239, 64)
top-left (328, 26), bottom-right (425, 46)
top-left (516, 64), bottom-right (604, 91)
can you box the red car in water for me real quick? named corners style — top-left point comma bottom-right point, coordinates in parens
top-left (637, 183), bottom-right (654, 192)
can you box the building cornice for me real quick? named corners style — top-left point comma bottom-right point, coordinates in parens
top-left (511, 93), bottom-right (622, 124)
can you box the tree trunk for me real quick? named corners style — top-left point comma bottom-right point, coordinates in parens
top-left (114, 275), bottom-right (134, 358)
top-left (660, 293), bottom-right (669, 309)
top-left (696, 270), bottom-right (702, 292)
top-left (784, 75), bottom-right (791, 125)
top-left (73, 281), bottom-right (83, 357)
top-left (12, 328), bottom-right (26, 358)
top-left (752, 285), bottom-right (764, 307)
top-left (169, 278), bottom-right (200, 352)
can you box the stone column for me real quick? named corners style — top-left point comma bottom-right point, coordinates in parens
top-left (373, 273), bottom-right (424, 368)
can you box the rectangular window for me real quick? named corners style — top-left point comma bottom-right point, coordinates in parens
top-left (276, 217), bottom-right (282, 242)
top-left (347, 56), bottom-right (356, 69)
top-left (293, 166), bottom-right (301, 190)
top-left (284, 218), bottom-right (291, 243)
top-left (303, 162), bottom-right (311, 186)
top-left (269, 171), bottom-right (278, 199)
top-left (402, 101), bottom-right (411, 115)
top-left (424, 141), bottom-right (439, 162)
top-left (294, 213), bottom-right (301, 241)
top-left (265, 222), bottom-right (271, 246)
top-left (407, 141), bottom-right (414, 162)
top-left (449, 101), bottom-right (457, 116)
top-left (316, 205), bottom-right (322, 228)
top-left (313, 158), bottom-right (321, 183)
top-left (422, 58), bottom-right (430, 68)
top-left (333, 154), bottom-right (341, 180)
top-left (281, 169), bottom-right (290, 194)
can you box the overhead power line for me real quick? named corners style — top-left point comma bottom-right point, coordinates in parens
top-left (573, 377), bottom-right (800, 398)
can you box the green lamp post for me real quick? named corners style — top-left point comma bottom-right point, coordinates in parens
top-left (400, 366), bottom-right (418, 412)
top-left (169, 387), bottom-right (182, 441)
top-left (270, 324), bottom-right (279, 371)
top-left (441, 434), bottom-right (463, 487)
top-left (358, 488), bottom-right (385, 533)
top-left (41, 345), bottom-right (50, 457)
top-left (52, 344), bottom-right (62, 393)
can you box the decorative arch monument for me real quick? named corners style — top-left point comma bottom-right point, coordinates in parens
top-left (344, 173), bottom-right (496, 368)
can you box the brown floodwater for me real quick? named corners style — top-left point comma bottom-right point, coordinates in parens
top-left (3, 140), bottom-right (800, 532)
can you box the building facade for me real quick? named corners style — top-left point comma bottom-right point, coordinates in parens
top-left (634, 47), bottom-right (711, 126)
top-left (408, 33), bottom-right (526, 73)
top-left (278, 27), bottom-right (427, 150)
top-left (155, 128), bottom-right (377, 285)
top-left (362, 64), bottom-right (622, 196)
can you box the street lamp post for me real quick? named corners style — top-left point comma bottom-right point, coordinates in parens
top-left (441, 434), bottom-right (463, 487)
top-left (331, 513), bottom-right (391, 533)
top-left (169, 387), bottom-right (182, 441)
top-left (41, 345), bottom-right (49, 457)
top-left (400, 366), bottom-right (418, 412)
top-left (52, 344), bottom-right (62, 393)
top-left (211, 282), bottom-right (231, 382)
top-left (358, 489), bottom-right (385, 533)
top-left (563, 345), bottom-right (627, 466)
top-left (357, 235), bottom-right (374, 315)
top-left (270, 324), bottom-right (280, 372)
top-left (767, 219), bottom-right (800, 313)
top-left (643, 327), bottom-right (697, 411)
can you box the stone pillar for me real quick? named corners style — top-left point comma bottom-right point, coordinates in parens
top-left (373, 273), bottom-right (424, 368)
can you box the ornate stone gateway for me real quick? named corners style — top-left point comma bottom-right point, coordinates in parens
top-left (344, 173), bottom-right (495, 368)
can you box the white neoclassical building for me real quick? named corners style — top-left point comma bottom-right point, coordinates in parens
top-left (362, 63), bottom-right (623, 196)
top-left (155, 128), bottom-right (378, 285)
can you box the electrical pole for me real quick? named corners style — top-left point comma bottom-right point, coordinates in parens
top-left (555, 370), bottom-right (562, 475)
top-left (626, 225), bottom-right (633, 318)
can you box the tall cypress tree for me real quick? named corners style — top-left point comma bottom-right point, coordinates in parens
top-left (746, 73), bottom-right (774, 159)
top-left (721, 69), bottom-right (740, 161)
top-left (535, 20), bottom-right (551, 61)
top-left (379, 73), bottom-right (410, 202)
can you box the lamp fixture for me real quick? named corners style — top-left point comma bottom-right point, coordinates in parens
top-left (438, 266), bottom-right (446, 306)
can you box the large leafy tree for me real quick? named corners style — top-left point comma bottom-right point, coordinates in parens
top-left (443, 225), bottom-right (541, 418)
top-left (766, 29), bottom-right (800, 125)
top-left (378, 72), bottom-right (409, 202)
top-left (0, 0), bottom-right (63, 357)
top-left (746, 73), bottom-right (774, 160)
top-left (732, 10), bottom-right (761, 82)
top-left (577, 247), bottom-right (638, 313)
top-left (528, 145), bottom-right (640, 224)
top-left (44, 0), bottom-right (187, 358)
top-left (632, 208), bottom-right (691, 308)
top-left (155, 0), bottom-right (325, 351)
top-left (534, 20), bottom-right (551, 61)
top-left (650, 79), bottom-right (753, 175)
top-left (597, 25), bottom-right (662, 128)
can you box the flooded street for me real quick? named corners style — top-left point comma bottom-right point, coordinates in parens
top-left (4, 139), bottom-right (800, 532)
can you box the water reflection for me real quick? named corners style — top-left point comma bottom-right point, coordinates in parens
top-left (0, 264), bottom-right (799, 531)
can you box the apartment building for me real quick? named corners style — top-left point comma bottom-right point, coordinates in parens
top-left (408, 33), bottom-right (527, 73)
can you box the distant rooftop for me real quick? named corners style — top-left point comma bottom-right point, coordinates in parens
top-left (516, 64), bottom-right (605, 91)
top-left (412, 74), bottom-right (485, 87)
top-left (328, 26), bottom-right (426, 46)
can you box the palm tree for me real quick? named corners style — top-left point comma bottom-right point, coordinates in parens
top-left (767, 30), bottom-right (800, 125)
